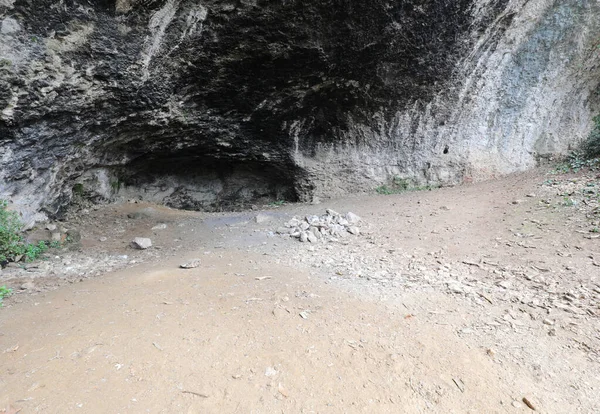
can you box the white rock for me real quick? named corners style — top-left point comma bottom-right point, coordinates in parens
top-left (180, 259), bottom-right (201, 269)
top-left (152, 223), bottom-right (167, 230)
top-left (300, 232), bottom-right (308, 243)
top-left (347, 226), bottom-right (360, 235)
top-left (131, 237), bottom-right (152, 249)
top-left (326, 208), bottom-right (340, 217)
top-left (20, 281), bottom-right (36, 290)
top-left (346, 212), bottom-right (361, 224)
top-left (265, 367), bottom-right (278, 377)
top-left (46, 223), bottom-right (57, 231)
top-left (255, 214), bottom-right (271, 224)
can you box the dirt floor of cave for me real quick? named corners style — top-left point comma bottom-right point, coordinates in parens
top-left (1, 168), bottom-right (599, 413)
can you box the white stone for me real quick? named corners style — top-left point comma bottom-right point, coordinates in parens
top-left (131, 237), bottom-right (152, 249)
top-left (346, 212), bottom-right (361, 224)
top-left (180, 259), bottom-right (201, 269)
top-left (255, 213), bottom-right (271, 224)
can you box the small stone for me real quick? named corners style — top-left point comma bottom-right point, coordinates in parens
top-left (20, 281), bottom-right (36, 290)
top-left (526, 193), bottom-right (536, 198)
top-left (127, 212), bottom-right (144, 219)
top-left (307, 232), bottom-right (318, 243)
top-left (300, 232), bottom-right (308, 243)
top-left (131, 237), bottom-right (152, 249)
top-left (180, 259), bottom-right (201, 269)
top-left (278, 383), bottom-right (289, 398)
top-left (51, 232), bottom-right (62, 242)
top-left (285, 218), bottom-right (301, 228)
top-left (326, 208), bottom-right (340, 217)
top-left (542, 318), bottom-right (554, 326)
top-left (512, 401), bottom-right (523, 409)
top-left (265, 367), bottom-right (278, 377)
top-left (347, 226), bottom-right (360, 235)
top-left (522, 397), bottom-right (536, 411)
top-left (46, 224), bottom-right (57, 231)
top-left (151, 223), bottom-right (167, 230)
top-left (255, 214), bottom-right (271, 224)
top-left (512, 200), bottom-right (523, 205)
top-left (276, 227), bottom-right (293, 235)
top-left (99, 237), bottom-right (108, 242)
top-left (548, 328), bottom-right (557, 336)
top-left (299, 311), bottom-right (310, 319)
top-left (346, 212), bottom-right (361, 224)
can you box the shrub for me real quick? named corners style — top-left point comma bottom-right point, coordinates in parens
top-left (0, 200), bottom-right (25, 262)
top-left (0, 285), bottom-right (12, 307)
top-left (0, 200), bottom-right (52, 263)
top-left (582, 115), bottom-right (600, 159)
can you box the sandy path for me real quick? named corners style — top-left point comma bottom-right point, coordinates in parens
top-left (1, 169), bottom-right (599, 413)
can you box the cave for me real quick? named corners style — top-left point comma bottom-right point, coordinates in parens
top-left (1, 0), bottom-right (599, 224)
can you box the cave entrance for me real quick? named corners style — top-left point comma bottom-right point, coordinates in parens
top-left (112, 155), bottom-right (299, 212)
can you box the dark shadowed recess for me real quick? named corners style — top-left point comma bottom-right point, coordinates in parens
top-left (2, 0), bottom-right (510, 213)
top-left (116, 154), bottom-right (301, 212)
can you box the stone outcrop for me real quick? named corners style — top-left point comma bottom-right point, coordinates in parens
top-left (1, 0), bottom-right (599, 225)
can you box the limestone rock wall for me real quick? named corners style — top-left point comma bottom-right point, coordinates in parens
top-left (1, 0), bottom-right (599, 224)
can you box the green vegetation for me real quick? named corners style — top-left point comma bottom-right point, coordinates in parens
top-left (376, 177), bottom-right (440, 195)
top-left (110, 179), bottom-right (122, 195)
top-left (0, 200), bottom-right (26, 262)
top-left (72, 183), bottom-right (85, 197)
top-left (0, 200), bottom-right (60, 263)
top-left (553, 115), bottom-right (600, 174)
top-left (560, 197), bottom-right (576, 207)
top-left (0, 285), bottom-right (12, 307)
top-left (582, 115), bottom-right (600, 159)
top-left (554, 150), bottom-right (600, 174)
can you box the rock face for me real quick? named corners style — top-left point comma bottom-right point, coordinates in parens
top-left (1, 0), bottom-right (599, 224)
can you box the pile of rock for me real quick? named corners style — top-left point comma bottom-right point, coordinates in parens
top-left (277, 209), bottom-right (362, 243)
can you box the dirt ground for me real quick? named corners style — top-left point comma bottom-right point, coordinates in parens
top-left (1, 168), bottom-right (599, 413)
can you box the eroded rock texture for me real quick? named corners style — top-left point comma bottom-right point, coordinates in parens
top-left (1, 0), bottom-right (599, 223)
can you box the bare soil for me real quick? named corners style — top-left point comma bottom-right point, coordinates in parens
top-left (1, 168), bottom-right (599, 413)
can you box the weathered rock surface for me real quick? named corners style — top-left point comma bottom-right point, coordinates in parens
top-left (1, 0), bottom-right (599, 224)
